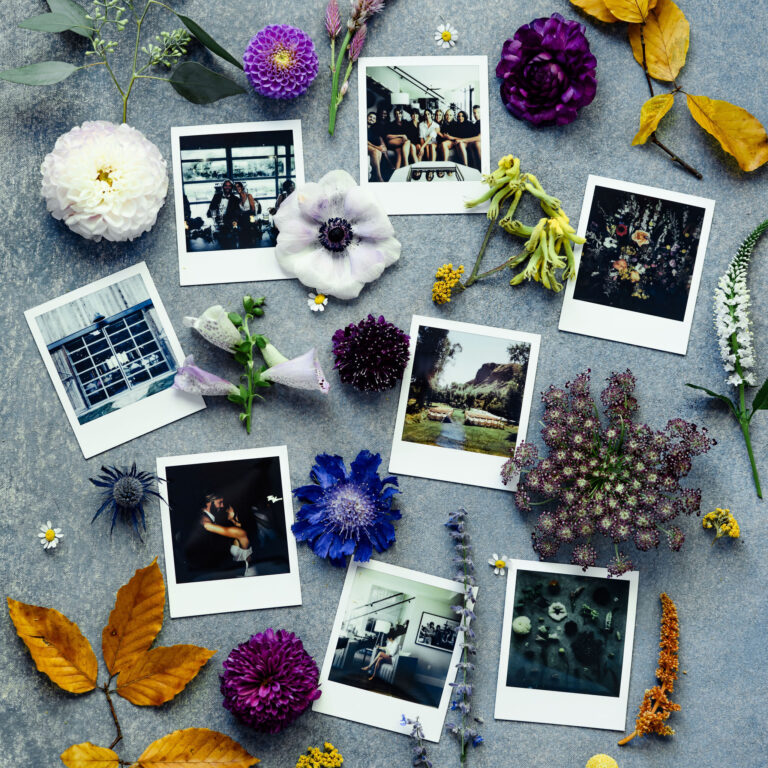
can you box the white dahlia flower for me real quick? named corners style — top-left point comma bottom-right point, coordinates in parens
top-left (41, 121), bottom-right (168, 242)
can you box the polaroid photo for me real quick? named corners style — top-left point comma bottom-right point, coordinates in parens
top-left (156, 446), bottom-right (301, 618)
top-left (495, 559), bottom-right (639, 731)
top-left (171, 120), bottom-right (305, 285)
top-left (559, 175), bottom-right (715, 355)
top-left (358, 56), bottom-right (490, 215)
top-left (314, 559), bottom-right (476, 742)
top-left (25, 262), bottom-right (204, 459)
top-left (389, 315), bottom-right (540, 491)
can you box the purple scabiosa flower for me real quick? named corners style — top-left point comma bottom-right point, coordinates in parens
top-left (331, 314), bottom-right (410, 392)
top-left (220, 629), bottom-right (320, 733)
top-left (89, 463), bottom-right (162, 536)
top-left (292, 451), bottom-right (400, 566)
top-left (243, 25), bottom-right (319, 100)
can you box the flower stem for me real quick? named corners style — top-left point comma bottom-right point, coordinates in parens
top-left (328, 29), bottom-right (353, 135)
top-left (241, 316), bottom-right (257, 435)
top-left (102, 682), bottom-right (123, 750)
top-left (739, 416), bottom-right (763, 498)
top-left (454, 216), bottom-right (498, 295)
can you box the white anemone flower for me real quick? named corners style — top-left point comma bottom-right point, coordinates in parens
top-left (435, 22), bottom-right (458, 48)
top-left (40, 121), bottom-right (168, 242)
top-left (183, 306), bottom-right (242, 352)
top-left (274, 169), bottom-right (401, 300)
top-left (38, 521), bottom-right (63, 550)
top-left (488, 553), bottom-right (511, 575)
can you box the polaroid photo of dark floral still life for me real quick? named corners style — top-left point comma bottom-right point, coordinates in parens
top-left (559, 175), bottom-right (715, 355)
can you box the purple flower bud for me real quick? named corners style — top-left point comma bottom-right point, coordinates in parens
top-left (349, 24), bottom-right (367, 60)
top-left (325, 0), bottom-right (342, 38)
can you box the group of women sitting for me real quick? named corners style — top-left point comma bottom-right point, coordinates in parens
top-left (366, 105), bottom-right (482, 182)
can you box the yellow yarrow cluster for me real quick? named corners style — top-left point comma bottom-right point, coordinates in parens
top-left (585, 755), bottom-right (619, 768)
top-left (295, 743), bottom-right (343, 768)
top-left (702, 508), bottom-right (740, 544)
top-left (432, 263), bottom-right (464, 304)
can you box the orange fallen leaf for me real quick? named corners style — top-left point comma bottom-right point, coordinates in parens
top-left (633, 93), bottom-right (675, 144)
top-left (7, 598), bottom-right (97, 694)
top-left (102, 558), bottom-right (165, 676)
top-left (135, 728), bottom-right (259, 768)
top-left (60, 743), bottom-right (119, 768)
top-left (570, 0), bottom-right (620, 22)
top-left (603, 0), bottom-right (658, 23)
top-left (116, 645), bottom-right (216, 706)
top-left (629, 0), bottom-right (689, 81)
top-left (687, 94), bottom-right (768, 172)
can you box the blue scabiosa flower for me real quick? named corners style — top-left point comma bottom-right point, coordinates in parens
top-left (291, 451), bottom-right (400, 566)
top-left (90, 463), bottom-right (162, 536)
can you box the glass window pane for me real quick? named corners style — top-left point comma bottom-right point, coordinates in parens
top-left (139, 341), bottom-right (159, 355)
top-left (231, 146), bottom-right (274, 157)
top-left (91, 349), bottom-right (113, 365)
top-left (180, 148), bottom-right (226, 162)
top-left (109, 330), bottom-right (130, 344)
top-left (87, 339), bottom-right (109, 353)
top-left (80, 368), bottom-right (97, 382)
top-left (134, 331), bottom-right (153, 346)
top-left (106, 383), bottom-right (127, 397)
top-left (69, 346), bottom-right (88, 362)
top-left (104, 319), bottom-right (126, 333)
top-left (243, 179), bottom-right (278, 199)
top-left (184, 182), bottom-right (220, 204)
top-left (64, 338), bottom-right (84, 352)
top-left (148, 362), bottom-right (170, 378)
top-left (233, 158), bottom-right (278, 178)
top-left (129, 370), bottom-right (151, 385)
top-left (129, 321), bottom-right (149, 336)
top-left (124, 311), bottom-right (143, 325)
top-left (182, 159), bottom-right (228, 182)
top-left (75, 359), bottom-right (94, 374)
top-left (88, 390), bottom-right (108, 405)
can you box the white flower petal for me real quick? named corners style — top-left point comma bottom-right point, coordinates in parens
top-left (345, 188), bottom-right (395, 239)
top-left (262, 348), bottom-right (330, 393)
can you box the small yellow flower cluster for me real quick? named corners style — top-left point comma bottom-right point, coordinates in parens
top-left (295, 742), bottom-right (344, 768)
top-left (432, 263), bottom-right (465, 304)
top-left (585, 755), bottom-right (619, 768)
top-left (702, 508), bottom-right (740, 544)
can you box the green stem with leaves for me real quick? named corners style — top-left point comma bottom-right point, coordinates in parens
top-left (328, 29), bottom-right (352, 134)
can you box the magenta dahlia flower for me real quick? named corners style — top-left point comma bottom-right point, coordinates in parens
top-left (220, 629), bottom-right (321, 733)
top-left (243, 25), bottom-right (319, 99)
top-left (496, 13), bottom-right (597, 127)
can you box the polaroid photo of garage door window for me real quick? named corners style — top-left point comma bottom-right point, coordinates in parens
top-left (314, 559), bottom-right (476, 742)
top-left (389, 315), bottom-right (540, 491)
top-left (496, 559), bottom-right (639, 731)
top-left (358, 56), bottom-right (490, 215)
top-left (559, 175), bottom-right (715, 355)
top-left (25, 262), bottom-right (204, 459)
top-left (171, 120), bottom-right (304, 285)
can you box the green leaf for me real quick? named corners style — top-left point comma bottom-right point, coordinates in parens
top-left (239, 385), bottom-right (248, 400)
top-left (0, 61), bottom-right (79, 85)
top-left (175, 14), bottom-right (244, 71)
top-left (19, 12), bottom-right (79, 33)
top-left (749, 377), bottom-right (768, 419)
top-left (233, 351), bottom-right (249, 366)
top-left (228, 312), bottom-right (243, 327)
top-left (251, 334), bottom-right (267, 349)
top-left (47, 0), bottom-right (93, 38)
top-left (169, 61), bottom-right (246, 104)
top-left (227, 392), bottom-right (243, 405)
top-left (686, 383), bottom-right (738, 417)
top-left (243, 296), bottom-right (255, 313)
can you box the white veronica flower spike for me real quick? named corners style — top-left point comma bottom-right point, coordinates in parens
top-left (435, 22), bottom-right (458, 49)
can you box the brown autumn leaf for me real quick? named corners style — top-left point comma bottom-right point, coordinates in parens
top-left (629, 0), bottom-right (689, 81)
top-left (7, 598), bottom-right (98, 694)
top-left (603, 0), bottom-right (658, 23)
top-left (135, 728), bottom-right (259, 768)
top-left (102, 558), bottom-right (165, 676)
top-left (115, 644), bottom-right (216, 706)
top-left (687, 94), bottom-right (768, 172)
top-left (570, 0), bottom-right (620, 23)
top-left (633, 93), bottom-right (675, 144)
top-left (60, 743), bottom-right (119, 768)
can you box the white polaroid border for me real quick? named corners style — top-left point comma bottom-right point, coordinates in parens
top-left (313, 559), bottom-right (475, 742)
top-left (389, 315), bottom-right (540, 491)
top-left (559, 175), bottom-right (715, 355)
top-left (495, 559), bottom-right (639, 731)
top-left (156, 446), bottom-right (302, 618)
top-left (171, 120), bottom-right (305, 286)
top-left (358, 56), bottom-right (491, 215)
top-left (24, 262), bottom-right (204, 459)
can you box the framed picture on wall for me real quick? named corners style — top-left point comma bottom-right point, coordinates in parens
top-left (415, 612), bottom-right (459, 653)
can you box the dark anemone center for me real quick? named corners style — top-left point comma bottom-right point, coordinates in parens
top-left (318, 217), bottom-right (353, 252)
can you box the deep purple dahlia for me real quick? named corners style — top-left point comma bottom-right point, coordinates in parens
top-left (332, 314), bottom-right (410, 392)
top-left (243, 25), bottom-right (319, 100)
top-left (220, 629), bottom-right (320, 733)
top-left (496, 13), bottom-right (597, 127)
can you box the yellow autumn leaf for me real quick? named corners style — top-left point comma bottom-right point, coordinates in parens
top-left (687, 94), bottom-right (768, 172)
top-left (61, 743), bottom-right (119, 768)
top-left (603, 0), bottom-right (658, 23)
top-left (570, 0), bottom-right (620, 22)
top-left (633, 93), bottom-right (675, 145)
top-left (102, 559), bottom-right (165, 676)
top-left (116, 644), bottom-right (216, 706)
top-left (7, 598), bottom-right (98, 694)
top-left (135, 728), bottom-right (259, 768)
top-left (629, 0), bottom-right (689, 81)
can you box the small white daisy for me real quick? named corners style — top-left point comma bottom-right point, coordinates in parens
top-left (38, 521), bottom-right (63, 550)
top-left (435, 22), bottom-right (458, 49)
top-left (307, 291), bottom-right (328, 312)
top-left (488, 553), bottom-right (510, 575)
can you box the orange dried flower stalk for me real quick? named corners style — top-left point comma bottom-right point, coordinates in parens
top-left (619, 592), bottom-right (680, 746)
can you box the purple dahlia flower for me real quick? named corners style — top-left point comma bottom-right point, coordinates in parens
top-left (220, 629), bottom-right (320, 733)
top-left (496, 13), bottom-right (597, 127)
top-left (332, 314), bottom-right (410, 392)
top-left (243, 25), bottom-right (319, 100)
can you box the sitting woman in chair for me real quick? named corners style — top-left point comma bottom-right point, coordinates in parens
top-left (361, 629), bottom-right (400, 681)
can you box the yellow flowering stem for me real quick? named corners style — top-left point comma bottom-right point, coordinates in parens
top-left (462, 216), bottom-right (498, 288)
top-left (465, 180), bottom-right (508, 213)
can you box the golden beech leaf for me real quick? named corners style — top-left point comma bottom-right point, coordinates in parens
top-left (7, 598), bottom-right (98, 694)
top-left (570, 0), bottom-right (620, 22)
top-left (629, 0), bottom-right (689, 81)
top-left (102, 558), bottom-right (165, 676)
top-left (135, 728), bottom-right (259, 768)
top-left (687, 94), bottom-right (768, 172)
top-left (115, 645), bottom-right (216, 706)
top-left (603, 0), bottom-right (658, 23)
top-left (61, 743), bottom-right (120, 768)
top-left (633, 93), bottom-right (675, 144)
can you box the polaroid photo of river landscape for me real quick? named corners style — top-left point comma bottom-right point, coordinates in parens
top-left (389, 316), bottom-right (540, 491)
top-left (495, 560), bottom-right (638, 731)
